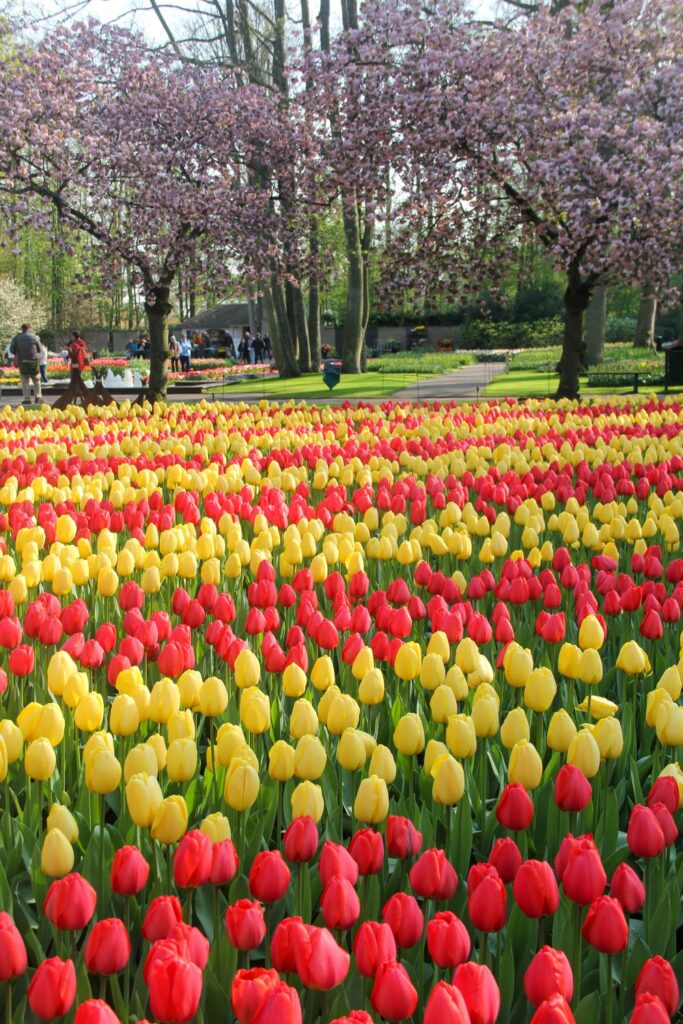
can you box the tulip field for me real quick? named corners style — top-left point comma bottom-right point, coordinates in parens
top-left (0, 396), bottom-right (680, 1024)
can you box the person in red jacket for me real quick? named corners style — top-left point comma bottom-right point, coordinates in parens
top-left (69, 332), bottom-right (89, 377)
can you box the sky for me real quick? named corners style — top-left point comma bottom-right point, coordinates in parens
top-left (28, 0), bottom-right (498, 43)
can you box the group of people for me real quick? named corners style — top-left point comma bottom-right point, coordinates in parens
top-left (8, 326), bottom-right (89, 404)
top-left (236, 329), bottom-right (271, 364)
top-left (169, 333), bottom-right (195, 373)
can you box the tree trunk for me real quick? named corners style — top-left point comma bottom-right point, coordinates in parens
top-left (246, 282), bottom-right (259, 335)
top-left (144, 283), bottom-right (173, 400)
top-left (556, 268), bottom-right (591, 399)
top-left (585, 284), bottom-right (607, 366)
top-left (285, 281), bottom-right (299, 361)
top-left (269, 279), bottom-right (301, 378)
top-left (293, 284), bottom-right (312, 373)
top-left (634, 291), bottom-right (657, 348)
top-left (342, 199), bottom-right (364, 374)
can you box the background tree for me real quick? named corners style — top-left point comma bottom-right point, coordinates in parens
top-left (0, 21), bottom-right (302, 397)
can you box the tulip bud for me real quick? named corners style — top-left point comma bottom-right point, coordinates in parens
top-left (368, 744), bottom-right (396, 783)
top-left (224, 760), bottom-right (259, 811)
top-left (46, 803), bottom-right (79, 844)
top-left (25, 737), bottom-right (56, 781)
top-left (289, 699), bottom-right (318, 740)
top-left (501, 707), bottom-right (530, 749)
top-left (291, 780), bottom-right (324, 822)
top-left (41, 828), bottom-right (75, 877)
top-left (354, 775), bottom-right (389, 823)
top-left (547, 709), bottom-right (578, 752)
top-left (126, 773), bottom-right (163, 828)
top-left (393, 713), bottom-right (425, 756)
top-left (268, 740), bottom-right (295, 782)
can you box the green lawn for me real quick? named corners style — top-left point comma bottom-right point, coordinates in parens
top-left (206, 370), bottom-right (418, 401)
top-left (484, 369), bottom-right (658, 399)
top-left (368, 351), bottom-right (474, 374)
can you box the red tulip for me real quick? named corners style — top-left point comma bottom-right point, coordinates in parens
top-left (609, 863), bottom-right (646, 914)
top-left (386, 816), bottom-right (423, 859)
top-left (271, 917), bottom-right (307, 974)
top-left (210, 839), bottom-right (239, 885)
top-left (84, 918), bottom-right (130, 975)
top-left (352, 921), bottom-right (397, 978)
top-left (167, 922), bottom-right (210, 970)
top-left (488, 837), bottom-right (522, 883)
top-left (321, 875), bottom-right (360, 930)
top-left (634, 956), bottom-right (680, 1016)
top-left (646, 777), bottom-right (679, 815)
top-left (74, 999), bottom-right (121, 1024)
top-left (427, 911), bottom-right (471, 968)
top-left (348, 828), bottom-right (384, 875)
top-left (0, 617), bottom-right (22, 649)
top-left (330, 1014), bottom-right (373, 1024)
top-left (146, 948), bottom-right (203, 1023)
top-left (0, 911), bottom-right (27, 980)
top-left (424, 981), bottom-right (471, 1024)
top-left (231, 967), bottom-right (280, 1024)
top-left (294, 925), bottom-right (350, 991)
top-left (582, 896), bottom-right (628, 954)
top-left (173, 830), bottom-right (212, 889)
top-left (283, 816), bottom-right (318, 862)
top-left (557, 835), bottom-right (606, 905)
top-left (225, 900), bottom-right (266, 951)
top-left (627, 805), bottom-right (665, 859)
top-left (496, 783), bottom-right (534, 830)
top-left (249, 850), bottom-right (291, 903)
top-left (371, 960), bottom-right (418, 1021)
top-left (27, 957), bottom-right (77, 1021)
top-left (9, 643), bottom-right (34, 675)
top-left (319, 841), bottom-right (359, 887)
top-left (649, 803), bottom-right (678, 847)
top-left (452, 962), bottom-right (500, 1024)
top-left (142, 896), bottom-right (183, 942)
top-left (513, 860), bottom-right (560, 919)
top-left (529, 995), bottom-right (575, 1024)
top-left (467, 864), bottom-right (507, 933)
top-left (524, 946), bottom-right (573, 1006)
top-left (43, 873), bottom-right (97, 931)
top-left (249, 981), bottom-right (302, 1024)
top-left (382, 892), bottom-right (424, 949)
top-left (630, 993), bottom-right (671, 1024)
top-left (409, 848), bottom-right (458, 900)
top-left (554, 765), bottom-right (592, 813)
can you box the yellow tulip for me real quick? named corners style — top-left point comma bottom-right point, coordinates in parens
top-left (239, 687), bottom-right (270, 734)
top-left (576, 695), bottom-right (618, 720)
top-left (547, 709), bottom-right (578, 752)
top-left (216, 723), bottom-right (247, 767)
top-left (508, 739), bottom-right (543, 789)
top-left (268, 740), bottom-right (295, 782)
top-left (151, 795), bottom-right (188, 844)
top-left (567, 729), bottom-right (601, 778)
top-left (148, 679), bottom-right (181, 724)
top-left (424, 739), bottom-right (450, 776)
top-left (359, 668), bottom-right (385, 705)
top-left (578, 614), bottom-right (605, 650)
top-left (224, 760), bottom-right (260, 811)
top-left (578, 649), bottom-right (603, 686)
top-left (124, 743), bottom-right (159, 782)
top-left (46, 802), bottom-right (79, 844)
top-left (657, 665), bottom-right (682, 701)
top-left (200, 812), bottom-right (231, 842)
top-left (47, 651), bottom-right (77, 697)
top-left (198, 677), bottom-right (228, 717)
top-left (558, 643), bottom-right (582, 680)
top-left (0, 720), bottom-right (22, 762)
top-left (655, 702), bottom-right (683, 747)
top-left (504, 645), bottom-right (533, 688)
top-left (431, 754), bottom-right (465, 805)
top-left (110, 694), bottom-right (140, 736)
top-left (166, 738), bottom-right (197, 782)
top-left (394, 642), bottom-right (421, 681)
top-left (427, 630), bottom-right (450, 664)
top-left (86, 749), bottom-right (121, 794)
top-left (146, 734), bottom-right (167, 772)
top-left (500, 707), bottom-right (530, 750)
top-left (446, 714), bottom-right (477, 759)
top-left (430, 684), bottom-right (458, 724)
top-left (283, 664), bottom-right (307, 699)
top-left (351, 646), bottom-right (374, 681)
top-left (35, 704), bottom-right (65, 747)
top-left (25, 737), bottom-right (56, 780)
top-left (393, 713), bottom-right (425, 756)
top-left (354, 775), bottom-right (389, 823)
top-left (420, 652), bottom-right (445, 692)
top-left (126, 773), bottom-right (164, 828)
top-left (41, 828), bottom-right (75, 878)
top-left (294, 734), bottom-right (327, 780)
top-left (455, 638), bottom-right (480, 675)
top-left (326, 694), bottom-right (360, 736)
top-left (616, 641), bottom-right (651, 676)
top-left (234, 648), bottom-right (261, 689)
top-left (74, 692), bottom-right (105, 733)
top-left (310, 656), bottom-right (335, 692)
top-left (444, 666), bottom-right (469, 701)
top-left (337, 728), bottom-right (367, 771)
top-left (291, 780), bottom-right (324, 822)
top-left (369, 744), bottom-right (396, 783)
top-left (524, 668), bottom-right (557, 712)
top-left (593, 718), bottom-right (624, 759)
top-left (472, 695), bottom-right (499, 738)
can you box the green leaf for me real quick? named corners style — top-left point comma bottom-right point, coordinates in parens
top-left (0, 859), bottom-right (13, 912)
top-left (574, 991), bottom-right (600, 1024)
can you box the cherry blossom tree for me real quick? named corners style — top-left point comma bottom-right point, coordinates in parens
top-left (0, 21), bottom-right (306, 397)
top-left (334, 0), bottom-right (683, 396)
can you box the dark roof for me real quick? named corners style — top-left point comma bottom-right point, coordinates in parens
top-left (175, 302), bottom-right (250, 332)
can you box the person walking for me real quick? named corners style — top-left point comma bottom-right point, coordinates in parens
top-left (9, 323), bottom-right (42, 404)
top-left (38, 339), bottom-right (49, 383)
top-left (179, 333), bottom-right (192, 372)
top-left (170, 334), bottom-right (181, 372)
top-left (262, 333), bottom-right (272, 360)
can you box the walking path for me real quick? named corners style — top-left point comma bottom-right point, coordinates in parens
top-left (0, 361), bottom-right (508, 409)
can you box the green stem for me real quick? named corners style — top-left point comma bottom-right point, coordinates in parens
top-left (479, 739), bottom-right (487, 850)
top-left (99, 795), bottom-right (106, 910)
top-left (605, 955), bottom-right (613, 1024)
top-left (5, 979), bottom-right (11, 1024)
top-left (572, 902), bottom-right (583, 1007)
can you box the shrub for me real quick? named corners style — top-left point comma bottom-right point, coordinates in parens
top-left (459, 317), bottom-right (564, 350)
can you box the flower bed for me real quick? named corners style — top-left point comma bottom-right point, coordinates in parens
top-left (0, 397), bottom-right (679, 1024)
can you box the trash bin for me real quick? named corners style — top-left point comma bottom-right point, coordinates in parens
top-left (665, 345), bottom-right (683, 386)
top-left (322, 359), bottom-right (341, 391)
